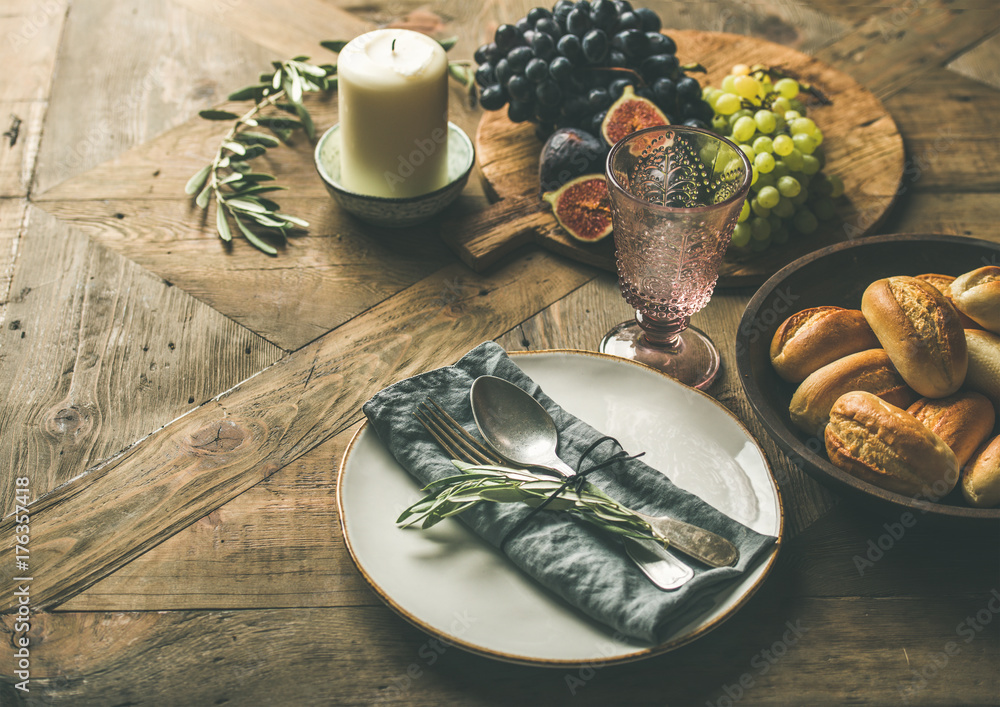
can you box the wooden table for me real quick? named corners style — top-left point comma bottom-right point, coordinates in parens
top-left (1, 1), bottom-right (998, 704)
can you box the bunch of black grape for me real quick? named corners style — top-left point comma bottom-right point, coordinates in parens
top-left (474, 0), bottom-right (713, 138)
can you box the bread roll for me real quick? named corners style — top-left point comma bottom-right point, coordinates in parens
top-left (907, 391), bottom-right (995, 467)
top-left (964, 329), bottom-right (1000, 405)
top-left (961, 435), bottom-right (1000, 508)
top-left (949, 266), bottom-right (1000, 334)
top-left (790, 349), bottom-right (917, 436)
top-left (825, 391), bottom-right (959, 498)
top-left (861, 276), bottom-right (967, 398)
top-left (913, 273), bottom-right (980, 329)
top-left (770, 306), bottom-right (880, 383)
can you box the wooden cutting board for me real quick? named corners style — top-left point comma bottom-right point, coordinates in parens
top-left (444, 30), bottom-right (905, 287)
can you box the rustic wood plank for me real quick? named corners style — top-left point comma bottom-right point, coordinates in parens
top-left (881, 68), bottom-right (1000, 192)
top-left (38, 195), bottom-right (460, 352)
top-left (814, 1), bottom-right (1000, 100)
top-left (497, 276), bottom-right (838, 537)
top-left (0, 206), bottom-right (284, 512)
top-left (5, 589), bottom-right (996, 705)
top-left (32, 0), bottom-right (276, 196)
top-left (172, 0), bottom-right (370, 60)
top-left (59, 429), bottom-right (374, 611)
top-left (881, 192), bottom-right (1000, 238)
top-left (0, 199), bottom-right (25, 313)
top-left (948, 28), bottom-right (1000, 90)
top-left (0, 102), bottom-right (45, 198)
top-left (0, 249), bottom-right (595, 611)
top-left (0, 2), bottom-right (67, 104)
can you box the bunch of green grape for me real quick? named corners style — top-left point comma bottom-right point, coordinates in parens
top-left (704, 64), bottom-right (844, 253)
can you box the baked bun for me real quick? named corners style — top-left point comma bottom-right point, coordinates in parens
top-left (790, 349), bottom-right (916, 436)
top-left (963, 329), bottom-right (1000, 405)
top-left (961, 436), bottom-right (1000, 508)
top-left (861, 276), bottom-right (968, 398)
top-left (949, 266), bottom-right (1000, 334)
top-left (913, 273), bottom-right (980, 329)
top-left (825, 391), bottom-right (959, 498)
top-left (907, 391), bottom-right (996, 467)
top-left (770, 306), bottom-right (880, 383)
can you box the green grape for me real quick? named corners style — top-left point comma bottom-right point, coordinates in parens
top-left (772, 134), bottom-right (794, 156)
top-left (772, 195), bottom-right (795, 218)
top-left (715, 92), bottom-right (742, 115)
top-left (750, 197), bottom-right (770, 217)
top-left (757, 185), bottom-right (780, 209)
top-left (755, 170), bottom-right (776, 190)
top-left (801, 154), bottom-right (821, 175)
top-left (828, 173), bottom-right (845, 198)
top-left (731, 221), bottom-right (752, 248)
top-left (703, 86), bottom-right (720, 103)
top-left (754, 110), bottom-right (777, 134)
top-left (721, 75), bottom-right (738, 93)
top-left (754, 151), bottom-right (775, 173)
top-left (813, 128), bottom-right (824, 146)
top-left (711, 114), bottom-right (729, 133)
top-left (783, 148), bottom-right (804, 171)
top-left (739, 143), bottom-right (756, 163)
top-left (770, 160), bottom-right (790, 180)
top-left (738, 200), bottom-right (751, 222)
top-left (734, 75), bottom-right (760, 100)
top-left (750, 216), bottom-right (771, 241)
top-left (727, 108), bottom-right (753, 128)
top-left (810, 174), bottom-right (833, 197)
top-left (792, 207), bottom-right (818, 234)
top-left (777, 175), bottom-right (801, 198)
top-left (724, 158), bottom-right (744, 176)
top-left (750, 165), bottom-right (759, 186)
top-left (732, 116), bottom-right (756, 142)
top-left (775, 77), bottom-right (800, 99)
top-left (791, 187), bottom-right (809, 205)
top-left (770, 96), bottom-right (791, 115)
top-left (792, 133), bottom-right (816, 154)
top-left (752, 135), bottom-right (774, 155)
top-left (784, 110), bottom-right (801, 122)
top-left (790, 117), bottom-right (818, 137)
top-left (812, 196), bottom-right (836, 221)
top-left (789, 98), bottom-right (804, 113)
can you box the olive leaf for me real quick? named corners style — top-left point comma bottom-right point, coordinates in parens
top-left (397, 462), bottom-right (668, 548)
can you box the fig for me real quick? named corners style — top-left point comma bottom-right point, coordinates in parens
top-left (538, 128), bottom-right (608, 195)
top-left (542, 174), bottom-right (613, 243)
top-left (600, 85), bottom-right (669, 146)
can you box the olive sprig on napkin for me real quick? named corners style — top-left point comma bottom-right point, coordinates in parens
top-left (398, 461), bottom-right (668, 547)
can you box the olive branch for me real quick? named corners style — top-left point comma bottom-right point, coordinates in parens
top-left (186, 37), bottom-right (474, 256)
top-left (397, 461), bottom-right (668, 547)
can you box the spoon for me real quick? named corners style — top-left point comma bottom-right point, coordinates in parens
top-left (469, 375), bottom-right (739, 570)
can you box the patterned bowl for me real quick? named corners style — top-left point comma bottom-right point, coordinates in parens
top-left (314, 122), bottom-right (475, 228)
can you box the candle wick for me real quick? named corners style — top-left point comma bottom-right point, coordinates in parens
top-left (392, 38), bottom-right (396, 52)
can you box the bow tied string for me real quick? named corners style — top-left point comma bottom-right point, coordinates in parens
top-left (498, 435), bottom-right (645, 552)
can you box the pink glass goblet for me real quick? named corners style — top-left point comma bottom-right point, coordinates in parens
top-left (600, 125), bottom-right (752, 389)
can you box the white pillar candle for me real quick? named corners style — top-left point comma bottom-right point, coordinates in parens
top-left (338, 29), bottom-right (449, 198)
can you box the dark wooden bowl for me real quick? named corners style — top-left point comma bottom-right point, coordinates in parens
top-left (736, 234), bottom-right (1000, 521)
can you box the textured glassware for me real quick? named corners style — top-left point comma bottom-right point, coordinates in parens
top-left (600, 126), bottom-right (752, 389)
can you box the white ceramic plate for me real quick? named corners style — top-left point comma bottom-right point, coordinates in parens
top-left (337, 350), bottom-right (784, 666)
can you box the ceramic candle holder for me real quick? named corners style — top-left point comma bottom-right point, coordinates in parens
top-left (314, 122), bottom-right (475, 228)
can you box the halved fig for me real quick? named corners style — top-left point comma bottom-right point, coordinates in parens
top-left (600, 85), bottom-right (669, 146)
top-left (542, 174), bottom-right (613, 243)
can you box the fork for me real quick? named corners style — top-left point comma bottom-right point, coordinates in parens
top-left (413, 400), bottom-right (732, 587)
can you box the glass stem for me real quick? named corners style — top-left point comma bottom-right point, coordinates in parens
top-left (635, 311), bottom-right (689, 350)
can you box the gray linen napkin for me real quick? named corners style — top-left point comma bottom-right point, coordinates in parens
top-left (363, 341), bottom-right (778, 643)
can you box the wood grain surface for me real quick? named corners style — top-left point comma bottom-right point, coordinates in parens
top-left (462, 29), bottom-right (905, 285)
top-left (1, 0), bottom-right (999, 704)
